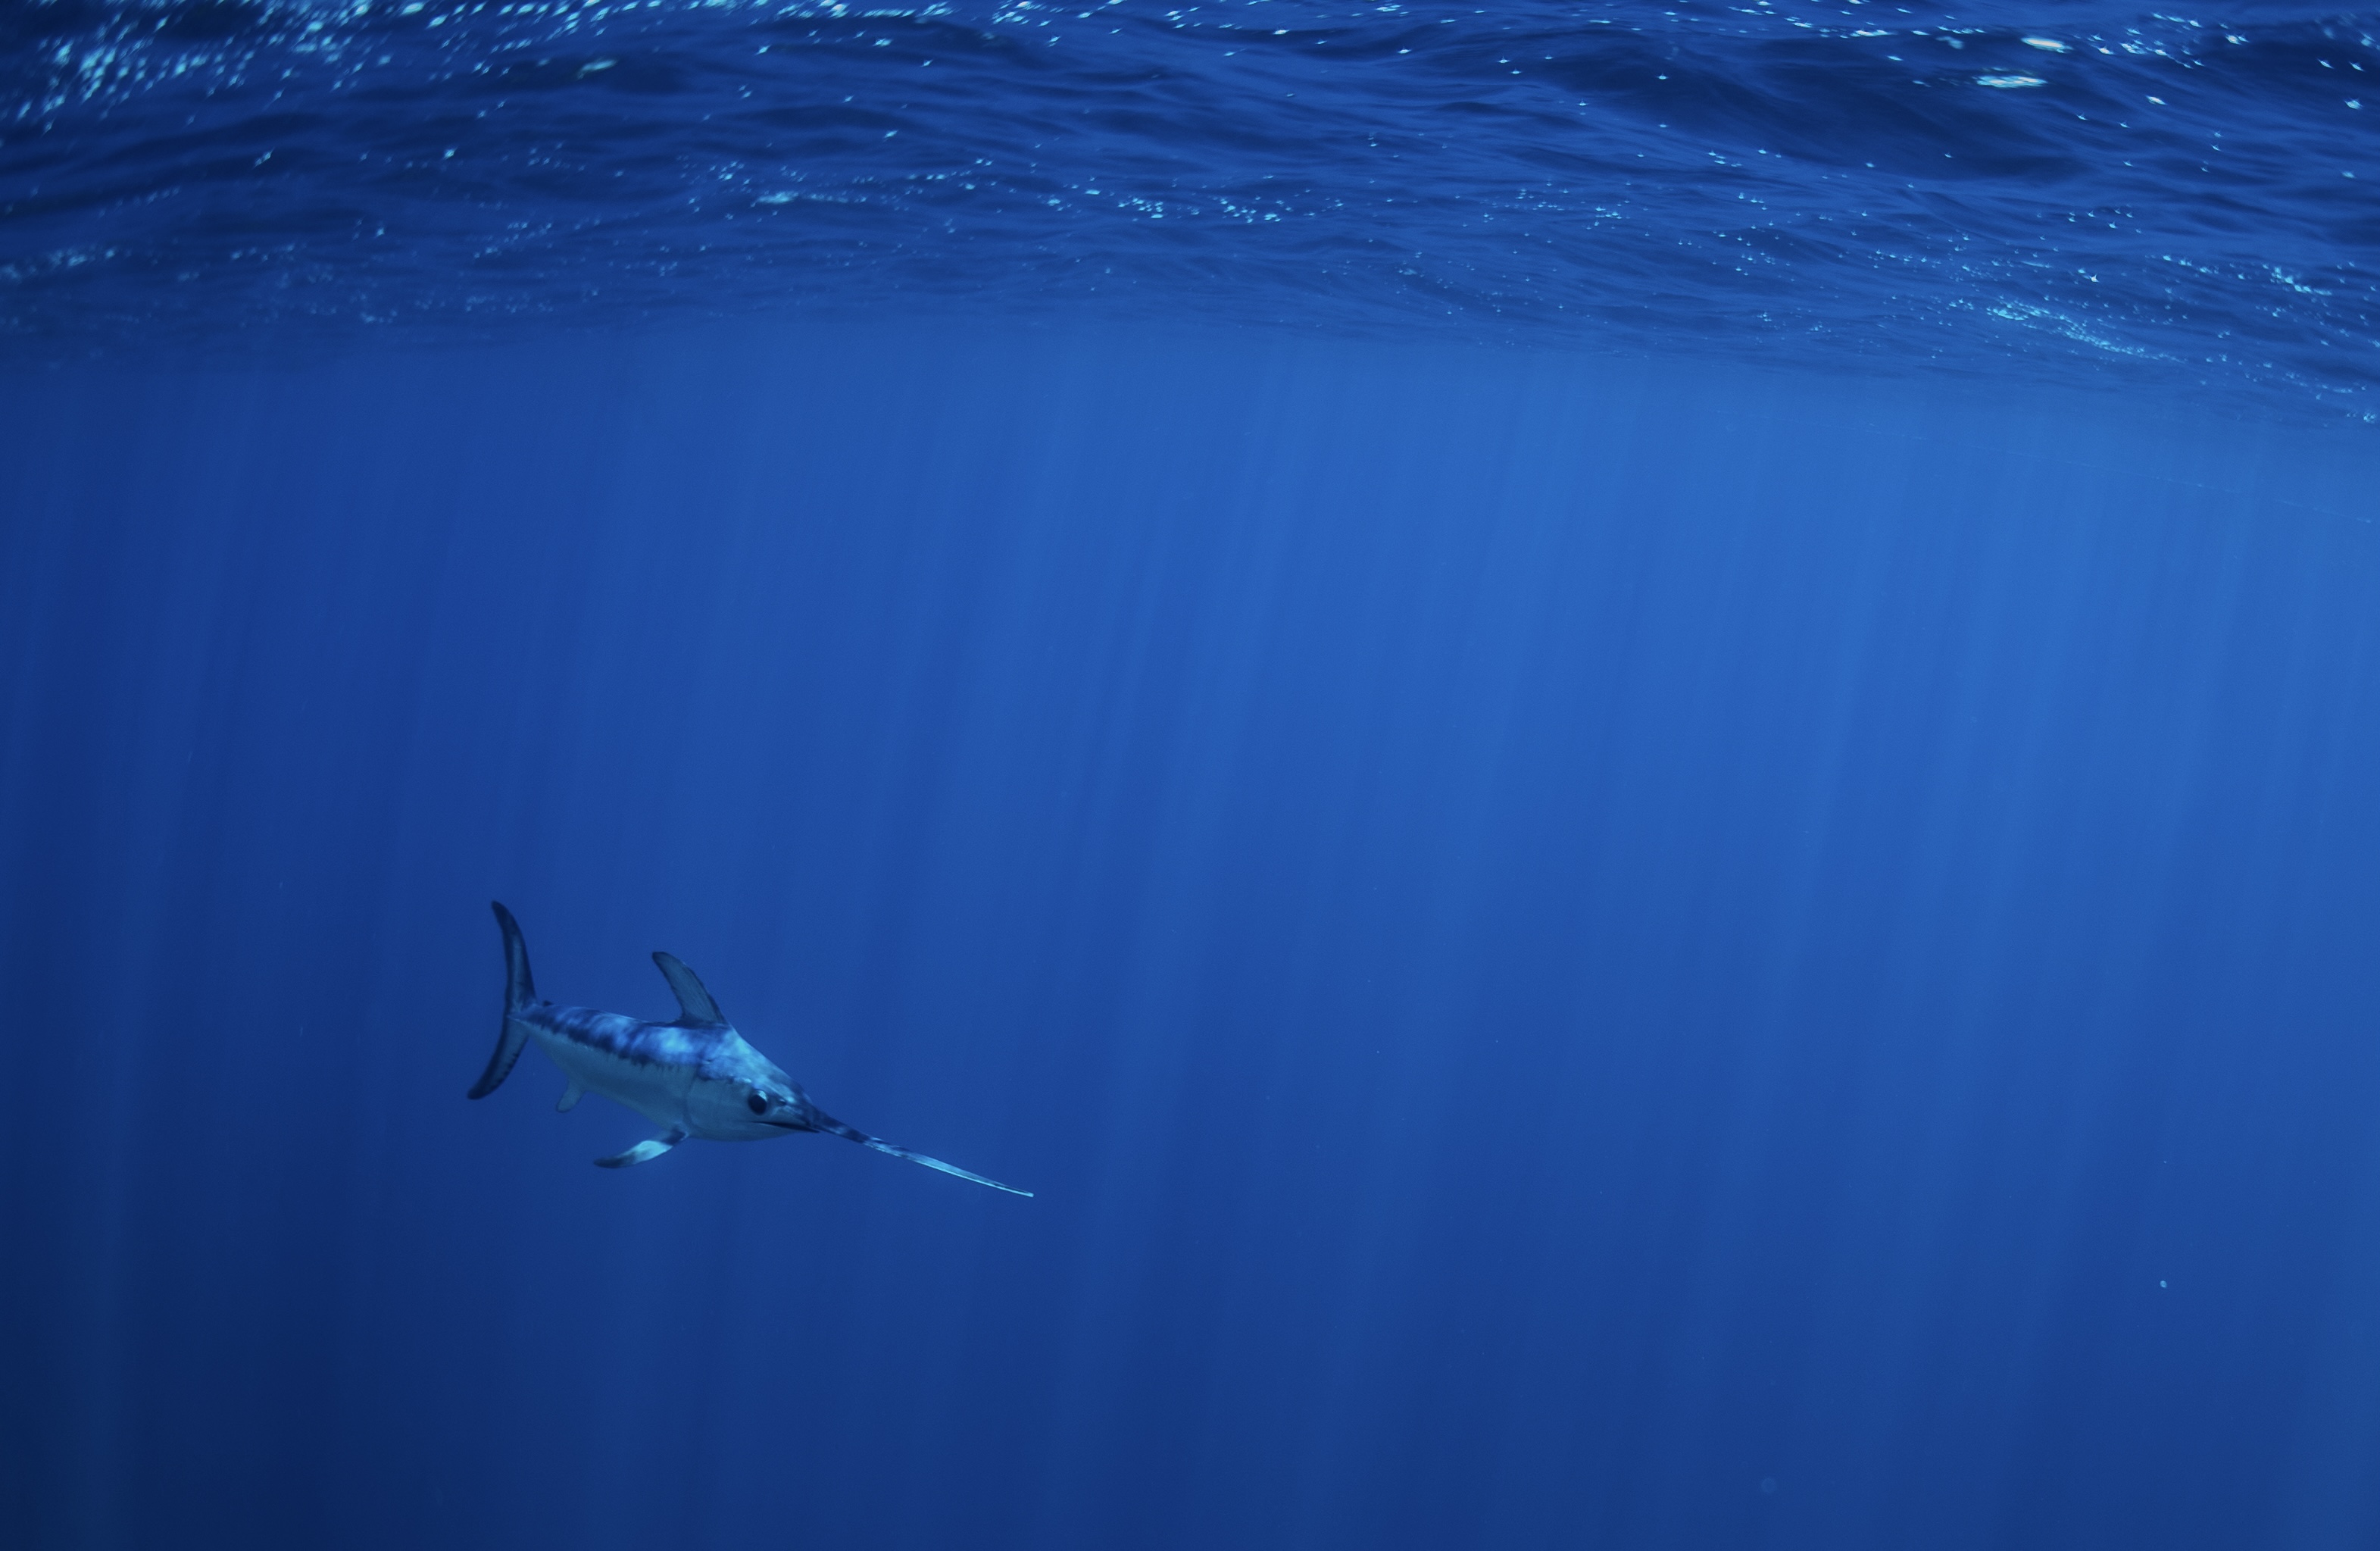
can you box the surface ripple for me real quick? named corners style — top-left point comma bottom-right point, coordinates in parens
top-left (3, 0), bottom-right (2375, 411)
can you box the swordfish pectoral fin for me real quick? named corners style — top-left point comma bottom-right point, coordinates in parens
top-left (557, 1080), bottom-right (585, 1113)
top-left (595, 1128), bottom-right (688, 1169)
top-left (812, 1115), bottom-right (1032, 1197)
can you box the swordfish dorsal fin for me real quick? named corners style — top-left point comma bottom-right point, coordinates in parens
top-left (651, 951), bottom-right (726, 1026)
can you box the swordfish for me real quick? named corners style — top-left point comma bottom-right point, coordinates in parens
top-left (467, 902), bottom-right (1029, 1194)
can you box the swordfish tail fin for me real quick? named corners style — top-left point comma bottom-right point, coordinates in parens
top-left (468, 901), bottom-right (541, 1099)
top-left (812, 1114), bottom-right (1033, 1197)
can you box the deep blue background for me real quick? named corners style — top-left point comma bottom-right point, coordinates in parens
top-left (5, 328), bottom-right (2380, 1550)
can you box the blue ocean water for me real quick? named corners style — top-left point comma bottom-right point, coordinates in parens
top-left (5, 0), bottom-right (2378, 411)
top-left (7, 5), bottom-right (2380, 1551)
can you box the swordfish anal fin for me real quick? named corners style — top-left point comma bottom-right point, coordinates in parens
top-left (651, 951), bottom-right (726, 1026)
top-left (811, 1115), bottom-right (1033, 1197)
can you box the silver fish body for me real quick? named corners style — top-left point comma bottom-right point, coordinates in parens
top-left (469, 902), bottom-right (1029, 1193)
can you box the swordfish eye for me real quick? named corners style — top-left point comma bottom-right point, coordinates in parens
top-left (746, 1090), bottom-right (769, 1115)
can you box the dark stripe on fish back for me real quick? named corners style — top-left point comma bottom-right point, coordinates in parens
top-left (544, 1005), bottom-right (719, 1069)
